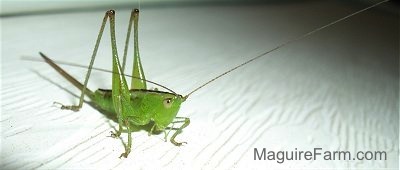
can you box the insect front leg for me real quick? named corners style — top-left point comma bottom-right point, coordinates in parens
top-left (169, 117), bottom-right (190, 146)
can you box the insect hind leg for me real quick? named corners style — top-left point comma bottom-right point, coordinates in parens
top-left (51, 10), bottom-right (113, 112)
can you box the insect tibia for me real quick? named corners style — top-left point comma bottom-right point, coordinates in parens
top-left (170, 117), bottom-right (190, 146)
top-left (39, 52), bottom-right (95, 98)
top-left (130, 7), bottom-right (147, 90)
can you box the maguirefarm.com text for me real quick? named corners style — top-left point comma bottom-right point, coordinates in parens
top-left (254, 148), bottom-right (387, 163)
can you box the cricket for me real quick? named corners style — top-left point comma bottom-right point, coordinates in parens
top-left (29, 0), bottom-right (388, 158)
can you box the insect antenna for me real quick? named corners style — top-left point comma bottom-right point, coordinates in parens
top-left (184, 0), bottom-right (389, 99)
top-left (21, 56), bottom-right (178, 94)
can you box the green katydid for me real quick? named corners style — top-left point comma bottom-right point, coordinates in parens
top-left (33, 1), bottom-right (388, 158)
top-left (39, 9), bottom-right (189, 158)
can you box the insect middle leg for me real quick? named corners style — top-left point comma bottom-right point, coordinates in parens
top-left (119, 119), bottom-right (132, 158)
top-left (110, 112), bottom-right (124, 138)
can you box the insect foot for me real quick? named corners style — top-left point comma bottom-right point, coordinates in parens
top-left (119, 150), bottom-right (131, 158)
top-left (108, 131), bottom-right (121, 138)
top-left (171, 139), bottom-right (187, 146)
top-left (53, 102), bottom-right (80, 112)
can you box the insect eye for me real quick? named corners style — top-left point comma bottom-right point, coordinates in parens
top-left (163, 98), bottom-right (173, 108)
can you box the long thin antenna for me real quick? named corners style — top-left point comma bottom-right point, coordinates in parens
top-left (185, 0), bottom-right (389, 98)
top-left (21, 56), bottom-right (178, 94)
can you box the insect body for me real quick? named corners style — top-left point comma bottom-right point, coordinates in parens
top-left (40, 9), bottom-right (189, 158)
top-left (37, 0), bottom-right (388, 159)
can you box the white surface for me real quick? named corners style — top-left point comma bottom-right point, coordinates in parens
top-left (1, 0), bottom-right (238, 16)
top-left (1, 1), bottom-right (398, 169)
